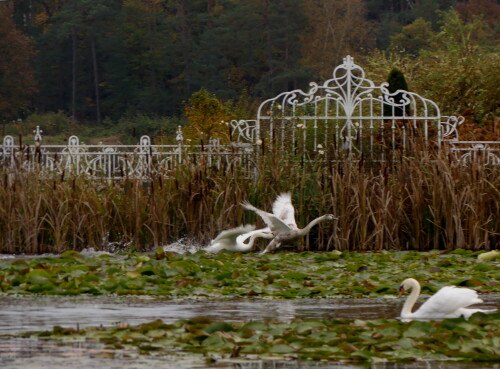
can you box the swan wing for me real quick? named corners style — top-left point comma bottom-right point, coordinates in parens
top-left (241, 202), bottom-right (291, 234)
top-left (456, 308), bottom-right (497, 319)
top-left (415, 286), bottom-right (484, 318)
top-left (238, 227), bottom-right (272, 242)
top-left (272, 192), bottom-right (297, 229)
top-left (210, 224), bottom-right (256, 248)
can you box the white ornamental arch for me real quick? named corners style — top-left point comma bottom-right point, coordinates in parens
top-left (255, 55), bottom-right (443, 156)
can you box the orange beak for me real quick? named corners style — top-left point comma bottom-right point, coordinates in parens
top-left (398, 286), bottom-right (405, 296)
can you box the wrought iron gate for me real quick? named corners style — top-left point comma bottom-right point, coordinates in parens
top-left (1, 56), bottom-right (498, 179)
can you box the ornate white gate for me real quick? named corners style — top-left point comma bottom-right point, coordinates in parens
top-left (0, 56), bottom-right (498, 178)
top-left (253, 55), bottom-right (498, 162)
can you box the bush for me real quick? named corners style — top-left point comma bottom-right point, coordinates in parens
top-left (364, 10), bottom-right (499, 125)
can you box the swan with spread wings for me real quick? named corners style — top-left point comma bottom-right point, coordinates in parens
top-left (242, 192), bottom-right (337, 253)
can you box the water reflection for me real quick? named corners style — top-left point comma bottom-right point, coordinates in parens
top-left (2, 295), bottom-right (499, 333)
top-left (0, 337), bottom-right (207, 369)
top-left (1, 294), bottom-right (499, 333)
top-left (0, 295), bottom-right (406, 333)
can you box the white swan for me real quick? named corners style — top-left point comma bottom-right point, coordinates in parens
top-left (241, 192), bottom-right (337, 254)
top-left (399, 278), bottom-right (497, 320)
top-left (204, 224), bottom-right (273, 253)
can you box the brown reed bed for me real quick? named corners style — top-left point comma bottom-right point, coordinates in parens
top-left (0, 145), bottom-right (498, 254)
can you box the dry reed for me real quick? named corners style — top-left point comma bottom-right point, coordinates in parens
top-left (0, 143), bottom-right (498, 254)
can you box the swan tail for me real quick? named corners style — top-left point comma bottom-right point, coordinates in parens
top-left (459, 308), bottom-right (497, 319)
top-left (204, 245), bottom-right (222, 253)
top-left (204, 242), bottom-right (225, 253)
top-left (481, 308), bottom-right (497, 314)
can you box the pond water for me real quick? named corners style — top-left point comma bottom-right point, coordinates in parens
top-left (1, 249), bottom-right (499, 369)
top-left (1, 294), bottom-right (499, 333)
top-left (0, 295), bottom-right (406, 332)
top-left (0, 295), bottom-right (499, 369)
top-left (1, 294), bottom-right (499, 332)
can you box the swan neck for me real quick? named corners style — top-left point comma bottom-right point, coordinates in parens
top-left (245, 232), bottom-right (271, 249)
top-left (246, 233), bottom-right (258, 248)
top-left (401, 280), bottom-right (420, 317)
top-left (303, 215), bottom-right (327, 233)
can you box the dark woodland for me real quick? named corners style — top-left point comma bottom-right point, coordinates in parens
top-left (0, 0), bottom-right (498, 138)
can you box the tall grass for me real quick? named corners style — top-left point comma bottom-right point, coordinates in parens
top-left (0, 144), bottom-right (498, 254)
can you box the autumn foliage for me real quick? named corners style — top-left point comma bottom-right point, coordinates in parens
top-left (183, 88), bottom-right (233, 143)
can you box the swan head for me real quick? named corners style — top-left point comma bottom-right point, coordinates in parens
top-left (325, 214), bottom-right (338, 221)
top-left (399, 278), bottom-right (419, 295)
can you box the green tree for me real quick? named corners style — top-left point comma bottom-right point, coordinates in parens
top-left (365, 0), bottom-right (458, 48)
top-left (206, 0), bottom-right (267, 96)
top-left (301, 0), bottom-right (374, 79)
top-left (389, 18), bottom-right (434, 55)
top-left (115, 0), bottom-right (175, 116)
top-left (384, 68), bottom-right (410, 117)
top-left (416, 10), bottom-right (499, 122)
top-left (34, 0), bottom-right (122, 124)
top-left (366, 9), bottom-right (499, 124)
top-left (254, 0), bottom-right (312, 95)
top-left (0, 4), bottom-right (37, 122)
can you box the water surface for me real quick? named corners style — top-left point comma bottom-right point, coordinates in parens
top-left (0, 295), bottom-right (406, 333)
top-left (2, 294), bottom-right (499, 333)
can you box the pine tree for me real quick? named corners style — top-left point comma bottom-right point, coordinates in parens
top-left (384, 68), bottom-right (410, 117)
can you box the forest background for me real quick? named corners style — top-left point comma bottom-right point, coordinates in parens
top-left (0, 0), bottom-right (498, 144)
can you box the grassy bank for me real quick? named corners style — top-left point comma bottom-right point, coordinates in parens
top-left (0, 146), bottom-right (498, 254)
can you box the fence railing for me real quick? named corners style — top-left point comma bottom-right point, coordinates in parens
top-left (0, 126), bottom-right (256, 179)
top-left (1, 56), bottom-right (498, 179)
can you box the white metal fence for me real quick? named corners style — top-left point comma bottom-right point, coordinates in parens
top-left (0, 125), bottom-right (256, 179)
top-left (1, 56), bottom-right (498, 179)
top-left (253, 56), bottom-right (498, 164)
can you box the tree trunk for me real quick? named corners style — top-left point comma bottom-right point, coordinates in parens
top-left (90, 34), bottom-right (101, 124)
top-left (176, 1), bottom-right (191, 97)
top-left (263, 0), bottom-right (273, 91)
top-left (71, 27), bottom-right (77, 123)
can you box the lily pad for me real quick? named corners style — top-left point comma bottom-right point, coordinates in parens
top-left (204, 322), bottom-right (234, 334)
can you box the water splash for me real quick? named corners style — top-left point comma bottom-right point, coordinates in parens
top-left (162, 238), bottom-right (203, 254)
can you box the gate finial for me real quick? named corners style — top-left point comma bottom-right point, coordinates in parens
top-left (343, 55), bottom-right (354, 67)
top-left (34, 125), bottom-right (43, 143)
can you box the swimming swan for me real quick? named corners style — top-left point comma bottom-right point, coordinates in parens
top-left (241, 192), bottom-right (337, 254)
top-left (399, 278), bottom-right (497, 320)
top-left (205, 225), bottom-right (273, 253)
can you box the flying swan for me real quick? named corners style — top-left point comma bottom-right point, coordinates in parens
top-left (204, 224), bottom-right (273, 253)
top-left (241, 192), bottom-right (337, 254)
top-left (399, 278), bottom-right (497, 320)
